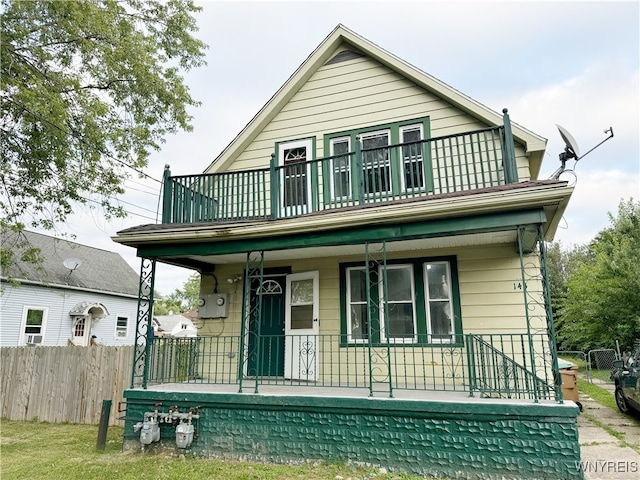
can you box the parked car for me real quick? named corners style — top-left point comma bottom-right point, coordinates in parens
top-left (610, 344), bottom-right (640, 415)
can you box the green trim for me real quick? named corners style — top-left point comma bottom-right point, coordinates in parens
top-left (322, 116), bottom-right (432, 201)
top-left (274, 136), bottom-right (317, 213)
top-left (123, 388), bottom-right (579, 418)
top-left (136, 209), bottom-right (547, 259)
top-left (339, 256), bottom-right (462, 347)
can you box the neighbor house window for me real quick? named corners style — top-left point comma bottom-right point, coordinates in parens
top-left (116, 316), bottom-right (129, 338)
top-left (341, 256), bottom-right (461, 345)
top-left (21, 306), bottom-right (47, 345)
top-left (74, 317), bottom-right (86, 337)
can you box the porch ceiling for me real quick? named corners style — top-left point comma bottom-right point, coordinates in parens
top-left (159, 230), bottom-right (517, 269)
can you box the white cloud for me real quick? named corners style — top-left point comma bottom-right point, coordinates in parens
top-left (555, 169), bottom-right (639, 246)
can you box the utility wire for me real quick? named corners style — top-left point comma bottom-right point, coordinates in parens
top-left (79, 196), bottom-right (157, 222)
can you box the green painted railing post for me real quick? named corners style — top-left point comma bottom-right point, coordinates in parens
top-left (355, 136), bottom-right (364, 205)
top-left (466, 334), bottom-right (476, 397)
top-left (365, 242), bottom-right (374, 397)
top-left (269, 153), bottom-right (278, 219)
top-left (161, 165), bottom-right (172, 223)
top-left (131, 258), bottom-right (156, 389)
top-left (517, 226), bottom-right (539, 403)
top-left (538, 225), bottom-right (563, 403)
top-left (502, 108), bottom-right (518, 183)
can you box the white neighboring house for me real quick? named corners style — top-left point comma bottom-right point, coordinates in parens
top-left (1, 230), bottom-right (140, 347)
top-left (152, 315), bottom-right (197, 338)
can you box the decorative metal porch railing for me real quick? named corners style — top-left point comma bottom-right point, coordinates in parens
top-left (144, 333), bottom-right (558, 401)
top-left (161, 111), bottom-right (518, 224)
top-left (466, 334), bottom-right (556, 401)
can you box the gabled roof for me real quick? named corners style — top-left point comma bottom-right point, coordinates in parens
top-left (1, 230), bottom-right (139, 297)
top-left (206, 24), bottom-right (547, 177)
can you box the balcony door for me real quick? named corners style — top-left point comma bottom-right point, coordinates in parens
top-left (284, 271), bottom-right (319, 381)
top-left (279, 139), bottom-right (313, 216)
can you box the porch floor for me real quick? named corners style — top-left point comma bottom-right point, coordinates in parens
top-left (137, 381), bottom-right (566, 407)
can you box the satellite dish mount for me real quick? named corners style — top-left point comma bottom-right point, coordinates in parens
top-left (552, 125), bottom-right (614, 179)
top-left (63, 258), bottom-right (82, 281)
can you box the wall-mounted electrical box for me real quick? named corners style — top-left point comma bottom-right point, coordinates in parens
top-left (198, 293), bottom-right (229, 318)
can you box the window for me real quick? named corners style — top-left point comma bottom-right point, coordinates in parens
top-left (324, 116), bottom-right (431, 200)
top-left (400, 124), bottom-right (425, 190)
top-left (341, 256), bottom-right (461, 345)
top-left (330, 137), bottom-right (351, 199)
top-left (74, 317), bottom-right (86, 337)
top-left (21, 306), bottom-right (47, 345)
top-left (424, 262), bottom-right (455, 343)
top-left (380, 265), bottom-right (417, 342)
top-left (346, 267), bottom-right (368, 342)
top-left (361, 130), bottom-right (391, 195)
top-left (116, 316), bottom-right (129, 338)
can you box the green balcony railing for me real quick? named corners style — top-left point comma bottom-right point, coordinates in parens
top-left (144, 332), bottom-right (558, 402)
top-left (161, 111), bottom-right (519, 224)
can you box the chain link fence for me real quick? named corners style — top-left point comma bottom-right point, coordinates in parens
top-left (558, 343), bottom-right (623, 384)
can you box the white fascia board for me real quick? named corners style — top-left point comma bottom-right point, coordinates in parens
top-left (113, 184), bottom-right (574, 247)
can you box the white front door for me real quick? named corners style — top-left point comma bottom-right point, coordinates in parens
top-left (284, 271), bottom-right (319, 381)
top-left (279, 138), bottom-right (313, 216)
top-left (72, 316), bottom-right (90, 346)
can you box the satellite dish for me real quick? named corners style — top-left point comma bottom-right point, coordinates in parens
top-left (551, 125), bottom-right (613, 180)
top-left (556, 125), bottom-right (581, 159)
top-left (63, 258), bottom-right (82, 271)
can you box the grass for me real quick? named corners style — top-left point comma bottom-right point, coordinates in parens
top-left (576, 378), bottom-right (618, 411)
top-left (577, 378), bottom-right (640, 454)
top-left (0, 420), bottom-right (427, 480)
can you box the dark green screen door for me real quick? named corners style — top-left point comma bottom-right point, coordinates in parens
top-left (247, 277), bottom-right (285, 376)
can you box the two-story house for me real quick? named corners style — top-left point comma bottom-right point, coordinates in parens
top-left (113, 25), bottom-right (582, 479)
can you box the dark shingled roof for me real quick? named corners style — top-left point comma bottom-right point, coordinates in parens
top-left (1, 230), bottom-right (139, 296)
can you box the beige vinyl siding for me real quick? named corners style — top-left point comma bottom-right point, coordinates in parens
top-left (196, 244), bottom-right (546, 385)
top-left (222, 47), bottom-right (531, 181)
top-left (198, 244), bottom-right (544, 339)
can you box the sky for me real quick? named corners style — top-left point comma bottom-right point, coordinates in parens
top-left (55, 0), bottom-right (639, 295)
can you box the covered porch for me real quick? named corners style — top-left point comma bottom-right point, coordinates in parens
top-left (126, 210), bottom-right (565, 404)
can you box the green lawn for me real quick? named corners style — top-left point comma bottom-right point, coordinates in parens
top-left (0, 420), bottom-right (425, 480)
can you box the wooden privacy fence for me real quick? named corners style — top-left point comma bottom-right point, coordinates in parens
top-left (1, 345), bottom-right (133, 426)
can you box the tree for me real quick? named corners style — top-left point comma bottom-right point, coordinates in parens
top-left (546, 241), bottom-right (591, 330)
top-left (153, 272), bottom-right (200, 314)
top-left (0, 0), bottom-right (207, 235)
top-left (556, 199), bottom-right (640, 352)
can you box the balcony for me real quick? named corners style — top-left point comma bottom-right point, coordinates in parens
top-left (161, 121), bottom-right (519, 225)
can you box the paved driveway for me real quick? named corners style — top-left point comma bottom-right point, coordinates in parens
top-left (577, 380), bottom-right (640, 480)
